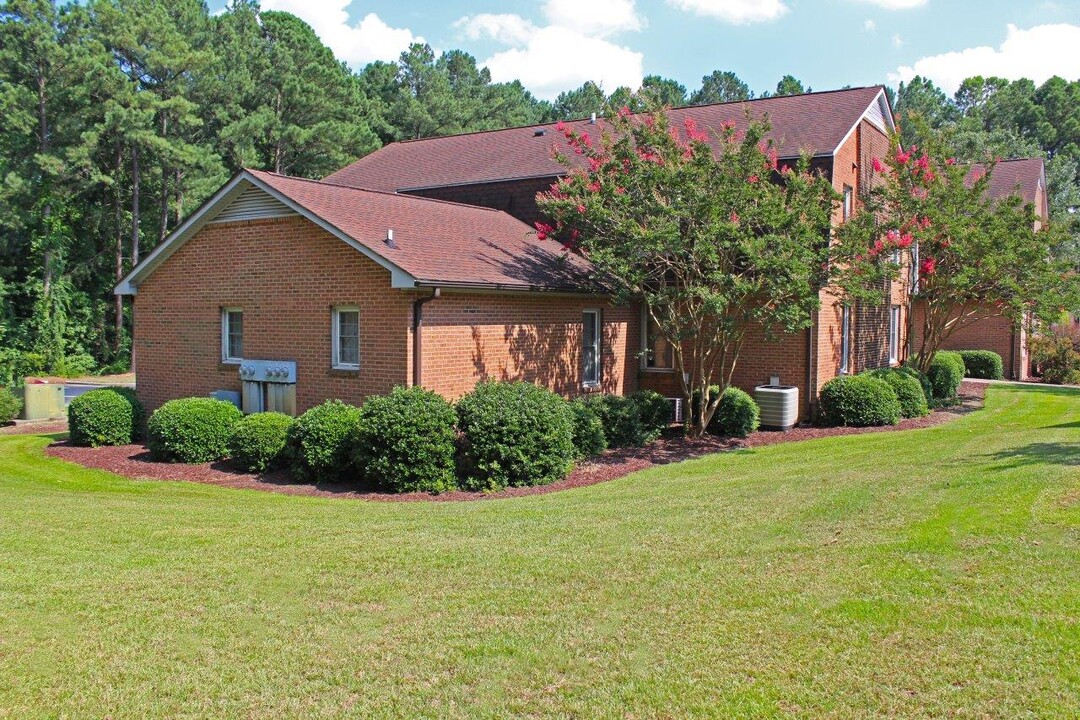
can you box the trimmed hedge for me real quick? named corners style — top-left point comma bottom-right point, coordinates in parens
top-left (569, 398), bottom-right (607, 459)
top-left (583, 393), bottom-right (666, 448)
top-left (899, 364), bottom-right (934, 404)
top-left (819, 375), bottom-right (901, 427)
top-left (228, 412), bottom-right (293, 473)
top-left (105, 386), bottom-right (145, 440)
top-left (352, 387), bottom-right (458, 494)
top-left (456, 381), bottom-right (575, 491)
top-left (148, 397), bottom-right (243, 463)
top-left (68, 388), bottom-right (141, 447)
top-left (927, 351), bottom-right (965, 399)
top-left (0, 387), bottom-right (22, 424)
top-left (288, 399), bottom-right (361, 482)
top-left (958, 350), bottom-right (1004, 380)
top-left (866, 368), bottom-right (929, 419)
top-left (714, 387), bottom-right (761, 437)
top-left (629, 390), bottom-right (671, 438)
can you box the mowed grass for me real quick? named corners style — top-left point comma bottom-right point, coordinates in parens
top-left (1, 385), bottom-right (1079, 718)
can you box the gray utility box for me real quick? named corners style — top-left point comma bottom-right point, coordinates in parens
top-left (755, 385), bottom-right (799, 431)
top-left (22, 382), bottom-right (66, 420)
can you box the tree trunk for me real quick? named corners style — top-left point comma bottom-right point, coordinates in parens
top-left (131, 144), bottom-right (140, 265)
top-left (159, 114), bottom-right (169, 244)
top-left (114, 143), bottom-right (124, 353)
top-left (174, 168), bottom-right (183, 223)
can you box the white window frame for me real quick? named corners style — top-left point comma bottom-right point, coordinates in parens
top-left (840, 305), bottom-right (851, 374)
top-left (221, 307), bottom-right (243, 364)
top-left (842, 185), bottom-right (853, 221)
top-left (582, 309), bottom-right (602, 388)
top-left (640, 305), bottom-right (675, 372)
top-left (331, 306), bottom-right (360, 370)
top-left (889, 305), bottom-right (901, 364)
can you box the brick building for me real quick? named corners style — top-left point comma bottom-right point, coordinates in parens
top-left (117, 86), bottom-right (906, 422)
top-left (910, 157), bottom-right (1049, 380)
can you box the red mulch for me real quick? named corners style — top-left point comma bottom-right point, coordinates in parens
top-left (1, 420), bottom-right (69, 436)
top-left (43, 381), bottom-right (986, 503)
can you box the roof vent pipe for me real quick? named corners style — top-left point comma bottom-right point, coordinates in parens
top-left (385, 229), bottom-right (396, 248)
top-left (534, 128), bottom-right (546, 136)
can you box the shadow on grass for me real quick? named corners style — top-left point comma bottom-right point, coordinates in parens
top-left (985, 442), bottom-right (1080, 469)
top-left (1041, 421), bottom-right (1080, 430)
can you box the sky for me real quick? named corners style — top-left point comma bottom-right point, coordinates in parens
top-left (210, 0), bottom-right (1080, 101)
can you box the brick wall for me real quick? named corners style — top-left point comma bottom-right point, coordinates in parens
top-left (910, 301), bottom-right (1027, 379)
top-left (417, 293), bottom-right (637, 399)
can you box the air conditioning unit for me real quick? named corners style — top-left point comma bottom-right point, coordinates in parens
top-left (238, 359), bottom-right (297, 415)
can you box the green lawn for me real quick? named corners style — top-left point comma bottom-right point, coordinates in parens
top-left (1, 385), bottom-right (1078, 718)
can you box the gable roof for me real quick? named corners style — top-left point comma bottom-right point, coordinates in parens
top-left (115, 169), bottom-right (595, 295)
top-left (323, 86), bottom-right (894, 192)
top-left (966, 157), bottom-right (1046, 208)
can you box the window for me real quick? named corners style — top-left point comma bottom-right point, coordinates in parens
top-left (840, 305), bottom-right (851, 374)
top-left (582, 310), bottom-right (601, 387)
top-left (641, 308), bottom-right (674, 370)
top-left (889, 305), bottom-right (901, 364)
top-left (842, 185), bottom-right (853, 221)
top-left (332, 307), bottom-right (360, 370)
top-left (222, 308), bottom-right (243, 363)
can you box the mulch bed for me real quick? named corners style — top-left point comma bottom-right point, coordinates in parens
top-left (43, 381), bottom-right (986, 503)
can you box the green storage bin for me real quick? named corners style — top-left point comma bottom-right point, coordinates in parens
top-left (22, 383), bottom-right (66, 420)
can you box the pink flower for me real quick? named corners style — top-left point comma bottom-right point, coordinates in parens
top-left (897, 233), bottom-right (914, 249)
top-left (896, 149), bottom-right (911, 166)
top-left (615, 186), bottom-right (626, 195)
top-left (923, 170), bottom-right (935, 183)
top-left (618, 105), bottom-right (632, 118)
top-left (555, 120), bottom-right (567, 133)
top-left (588, 157), bottom-right (602, 172)
top-left (580, 132), bottom-right (592, 148)
top-left (684, 117), bottom-right (698, 134)
top-left (730, 211), bottom-right (740, 224)
top-left (945, 157), bottom-right (956, 166)
top-left (534, 221), bottom-right (554, 240)
top-left (643, 115), bottom-right (656, 128)
top-left (780, 164), bottom-right (792, 175)
top-left (587, 181), bottom-right (602, 192)
top-left (576, 204), bottom-right (587, 214)
top-left (872, 239), bottom-right (885, 255)
top-left (918, 215), bottom-right (932, 230)
top-left (920, 257), bottom-right (936, 276)
top-left (872, 157), bottom-right (884, 173)
top-left (747, 174), bottom-right (759, 184)
top-left (915, 154), bottom-right (930, 171)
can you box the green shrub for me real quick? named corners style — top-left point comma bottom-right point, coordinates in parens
top-left (569, 398), bottom-right (607, 459)
top-left (714, 387), bottom-right (761, 437)
top-left (0, 387), bottom-right (22, 424)
top-left (1030, 327), bottom-right (1080, 384)
top-left (456, 381), bottom-right (574, 491)
top-left (288, 399), bottom-right (361, 482)
top-left (957, 350), bottom-right (1004, 380)
top-left (866, 368), bottom-right (929, 419)
top-left (106, 386), bottom-right (145, 440)
top-left (819, 375), bottom-right (901, 427)
top-left (0, 349), bottom-right (45, 386)
top-left (629, 390), bottom-right (671, 438)
top-left (147, 397), bottom-right (243, 463)
top-left (582, 392), bottom-right (667, 447)
top-left (898, 364), bottom-right (934, 404)
top-left (68, 388), bottom-right (142, 447)
top-left (52, 353), bottom-right (96, 377)
top-left (927, 351), bottom-right (965, 399)
top-left (352, 387), bottom-right (458, 494)
top-left (228, 412), bottom-right (293, 473)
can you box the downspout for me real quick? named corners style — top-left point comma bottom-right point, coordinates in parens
top-left (412, 288), bottom-right (441, 388)
top-left (805, 319), bottom-right (816, 422)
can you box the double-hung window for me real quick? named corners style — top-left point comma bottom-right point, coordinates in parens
top-left (222, 308), bottom-right (243, 363)
top-left (840, 305), bottom-right (851, 374)
top-left (332, 307), bottom-right (360, 370)
top-left (889, 305), bottom-right (901, 364)
top-left (582, 309), bottom-right (601, 388)
top-left (641, 308), bottom-right (674, 370)
top-left (842, 185), bottom-right (853, 222)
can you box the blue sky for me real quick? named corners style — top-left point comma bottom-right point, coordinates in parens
top-left (214, 0), bottom-right (1080, 101)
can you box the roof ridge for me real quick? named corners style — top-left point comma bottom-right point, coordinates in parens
top-left (386, 85), bottom-right (886, 147)
top-left (247, 168), bottom-right (506, 214)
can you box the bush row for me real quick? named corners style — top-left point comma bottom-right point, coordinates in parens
top-left (67, 386), bottom-right (145, 447)
top-left (957, 350), bottom-right (1004, 380)
top-left (137, 382), bottom-right (675, 494)
top-left (820, 366), bottom-right (932, 427)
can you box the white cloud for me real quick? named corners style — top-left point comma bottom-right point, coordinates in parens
top-left (260, 0), bottom-right (423, 68)
top-left (892, 33), bottom-right (904, 47)
top-left (856, 0), bottom-right (927, 8)
top-left (863, 18), bottom-right (876, 31)
top-left (455, 0), bottom-right (646, 101)
top-left (665, 0), bottom-right (788, 24)
top-left (892, 23), bottom-right (1080, 94)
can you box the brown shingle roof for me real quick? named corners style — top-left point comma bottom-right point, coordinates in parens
top-left (323, 86), bottom-right (889, 192)
top-left (966, 157), bottom-right (1045, 205)
top-left (249, 169), bottom-right (594, 291)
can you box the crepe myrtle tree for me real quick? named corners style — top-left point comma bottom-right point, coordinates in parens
top-left (536, 105), bottom-right (838, 436)
top-left (833, 129), bottom-right (1079, 375)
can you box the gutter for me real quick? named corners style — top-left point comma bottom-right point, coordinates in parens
top-left (412, 279), bottom-right (604, 296)
top-left (412, 288), bottom-right (441, 388)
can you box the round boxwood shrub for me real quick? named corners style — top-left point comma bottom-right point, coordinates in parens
top-left (288, 399), bottom-right (361, 482)
top-left (628, 390), bottom-right (671, 439)
top-left (927, 351), bottom-right (965, 400)
top-left (899, 364), bottom-right (934, 404)
top-left (456, 381), bottom-right (575, 491)
top-left (957, 350), bottom-right (1004, 380)
top-left (569, 398), bottom-right (607, 459)
top-left (228, 412), bottom-right (293, 473)
top-left (866, 368), bottom-right (929, 419)
top-left (102, 386), bottom-right (145, 440)
top-left (0, 386), bottom-right (22, 424)
top-left (68, 388), bottom-right (139, 447)
top-left (581, 394), bottom-right (650, 448)
top-left (714, 387), bottom-right (761, 437)
top-left (352, 387), bottom-right (458, 494)
top-left (819, 375), bottom-right (901, 427)
top-left (147, 397), bottom-right (243, 463)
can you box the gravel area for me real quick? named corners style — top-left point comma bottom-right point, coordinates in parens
top-left (43, 381), bottom-right (985, 503)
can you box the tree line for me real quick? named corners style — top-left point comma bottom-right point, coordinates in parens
top-left (0, 0), bottom-right (1077, 379)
